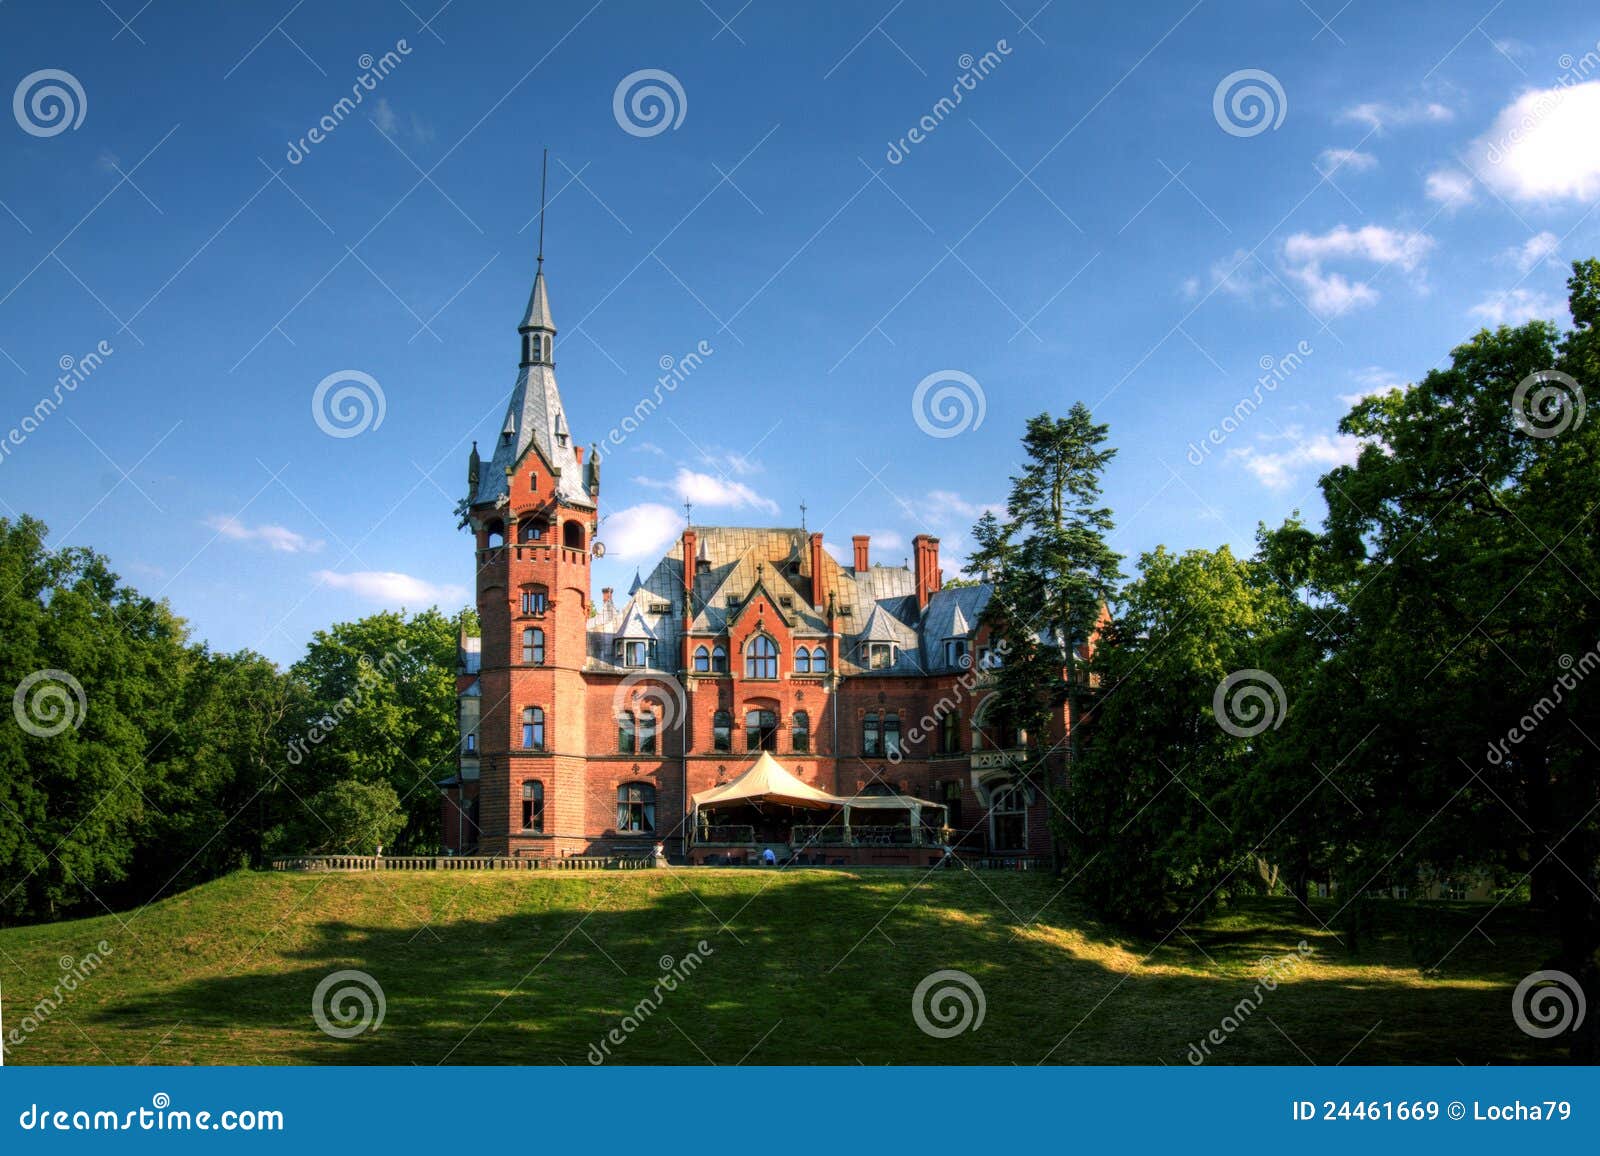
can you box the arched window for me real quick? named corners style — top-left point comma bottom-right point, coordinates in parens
top-left (523, 627), bottom-right (545, 665)
top-left (810, 646), bottom-right (828, 673)
top-left (521, 780), bottom-right (544, 832)
top-left (795, 647), bottom-right (811, 674)
top-left (522, 706), bottom-right (545, 751)
top-left (693, 645), bottom-right (710, 673)
top-left (972, 699), bottom-right (1023, 751)
top-left (712, 709), bottom-right (732, 752)
top-left (617, 783), bottom-right (656, 833)
top-left (862, 711), bottom-right (881, 757)
top-left (711, 645), bottom-right (728, 673)
top-left (617, 711), bottom-right (636, 754)
top-left (939, 710), bottom-right (960, 754)
top-left (745, 635), bottom-right (778, 679)
top-left (519, 520), bottom-right (546, 542)
top-left (883, 712), bottom-right (902, 757)
top-left (486, 521), bottom-right (505, 548)
top-left (562, 520), bottom-right (585, 550)
top-left (792, 710), bottom-right (810, 753)
top-left (639, 710), bottom-right (658, 755)
top-left (745, 709), bottom-right (777, 751)
top-left (990, 782), bottom-right (1029, 851)
top-left (520, 585), bottom-right (548, 615)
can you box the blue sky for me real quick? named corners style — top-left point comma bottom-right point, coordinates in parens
top-left (2, 0), bottom-right (1598, 666)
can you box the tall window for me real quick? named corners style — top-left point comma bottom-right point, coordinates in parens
top-left (810, 646), bottom-right (828, 673)
top-left (617, 783), bottom-right (656, 833)
top-left (464, 732), bottom-right (477, 753)
top-left (939, 710), bottom-right (960, 754)
top-left (523, 627), bottom-right (545, 665)
top-left (520, 588), bottom-right (548, 615)
top-left (792, 710), bottom-right (810, 753)
top-left (639, 710), bottom-right (658, 755)
top-left (991, 783), bottom-right (1028, 851)
top-left (693, 645), bottom-right (710, 673)
top-left (883, 712), bottom-right (902, 757)
top-left (941, 781), bottom-right (962, 830)
top-left (795, 647), bottom-right (811, 674)
top-left (863, 711), bottom-right (881, 757)
top-left (745, 709), bottom-right (777, 752)
top-left (944, 638), bottom-right (968, 667)
top-left (712, 709), bottom-right (732, 752)
top-left (619, 640), bottom-right (649, 668)
top-left (521, 780), bottom-right (544, 832)
top-left (864, 642), bottom-right (895, 670)
top-left (522, 706), bottom-right (545, 750)
top-left (563, 521), bottom-right (585, 550)
top-left (745, 635), bottom-right (778, 679)
top-left (711, 646), bottom-right (728, 673)
top-left (617, 712), bottom-right (636, 754)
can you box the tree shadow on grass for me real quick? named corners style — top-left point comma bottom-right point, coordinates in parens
top-left (83, 871), bottom-right (1573, 1066)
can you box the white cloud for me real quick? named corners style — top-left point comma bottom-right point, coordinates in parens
top-left (1229, 430), bottom-right (1361, 490)
top-left (602, 503), bottom-right (686, 562)
top-left (870, 530), bottom-right (907, 555)
top-left (822, 540), bottom-right (847, 564)
top-left (1281, 225), bottom-right (1435, 317)
top-left (1503, 231), bottom-right (1560, 274)
top-left (1473, 81), bottom-right (1600, 202)
top-left (640, 468), bottom-right (780, 515)
top-left (1469, 288), bottom-right (1564, 326)
top-left (372, 97), bottom-right (398, 135)
top-left (1339, 367), bottom-right (1406, 406)
top-left (1424, 168), bottom-right (1475, 208)
top-left (1316, 147), bottom-right (1377, 176)
top-left (314, 570), bottom-right (467, 605)
top-left (1340, 99), bottom-right (1454, 131)
top-left (206, 515), bottom-right (323, 554)
top-left (1196, 248), bottom-right (1280, 304)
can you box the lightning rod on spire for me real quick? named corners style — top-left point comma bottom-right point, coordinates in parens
top-left (537, 147), bottom-right (548, 267)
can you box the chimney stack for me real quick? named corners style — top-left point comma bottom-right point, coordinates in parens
top-left (808, 532), bottom-right (830, 612)
top-left (602, 587), bottom-right (614, 611)
top-left (852, 534), bottom-right (870, 572)
top-left (682, 529), bottom-right (698, 599)
top-left (913, 534), bottom-right (942, 612)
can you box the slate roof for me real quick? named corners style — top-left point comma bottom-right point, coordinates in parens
top-left (584, 526), bottom-right (995, 676)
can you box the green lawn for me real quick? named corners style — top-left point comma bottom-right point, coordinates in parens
top-left (0, 868), bottom-right (1569, 1065)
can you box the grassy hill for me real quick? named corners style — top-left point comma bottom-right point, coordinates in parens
top-left (0, 868), bottom-right (1568, 1065)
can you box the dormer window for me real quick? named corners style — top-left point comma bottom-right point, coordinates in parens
top-left (617, 640), bottom-right (651, 668)
top-left (863, 642), bottom-right (896, 670)
top-left (944, 638), bottom-right (968, 668)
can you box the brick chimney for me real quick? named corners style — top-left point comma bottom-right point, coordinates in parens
top-left (601, 587), bottom-right (614, 613)
top-left (808, 532), bottom-right (829, 612)
top-left (852, 534), bottom-right (870, 572)
top-left (682, 529), bottom-right (698, 598)
top-left (913, 534), bottom-right (942, 612)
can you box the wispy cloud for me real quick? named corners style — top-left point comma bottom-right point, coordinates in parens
top-left (1503, 231), bottom-right (1561, 274)
top-left (1316, 147), bottom-right (1377, 176)
top-left (1229, 429), bottom-right (1361, 490)
top-left (1469, 288), bottom-right (1564, 326)
top-left (639, 467), bottom-right (780, 515)
top-left (314, 570), bottom-right (467, 605)
top-left (206, 515), bottom-right (324, 554)
top-left (1281, 224), bottom-right (1435, 316)
top-left (1339, 98), bottom-right (1454, 131)
top-left (1423, 168), bottom-right (1475, 208)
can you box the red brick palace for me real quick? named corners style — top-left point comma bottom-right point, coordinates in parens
top-left (439, 255), bottom-right (1065, 865)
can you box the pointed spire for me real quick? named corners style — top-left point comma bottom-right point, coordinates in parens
top-left (628, 568), bottom-right (644, 595)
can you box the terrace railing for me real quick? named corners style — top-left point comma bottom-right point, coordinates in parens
top-left (695, 824), bottom-right (757, 845)
top-left (789, 825), bottom-right (955, 848)
top-left (267, 854), bottom-right (654, 872)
